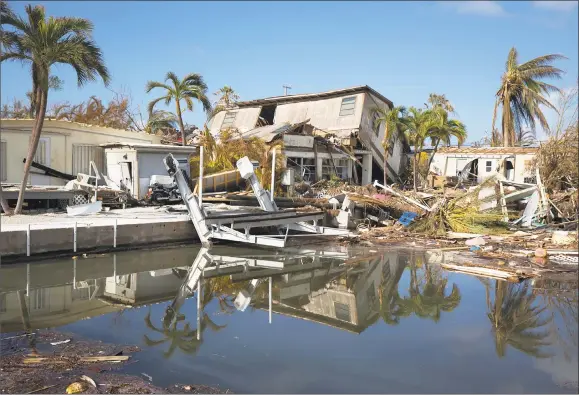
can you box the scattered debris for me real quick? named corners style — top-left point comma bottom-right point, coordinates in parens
top-left (50, 339), bottom-right (71, 346)
top-left (141, 373), bottom-right (153, 382)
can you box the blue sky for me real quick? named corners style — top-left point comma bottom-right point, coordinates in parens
top-left (1, 1), bottom-right (577, 143)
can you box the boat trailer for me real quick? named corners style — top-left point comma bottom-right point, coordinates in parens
top-left (164, 154), bottom-right (347, 248)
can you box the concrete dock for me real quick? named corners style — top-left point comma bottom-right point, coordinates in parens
top-left (1, 206), bottom-right (198, 258)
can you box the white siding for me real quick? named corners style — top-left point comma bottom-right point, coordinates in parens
top-left (0, 141), bottom-right (6, 181)
top-left (72, 145), bottom-right (105, 175)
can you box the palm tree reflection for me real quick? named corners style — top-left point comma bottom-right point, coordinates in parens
top-left (486, 280), bottom-right (553, 358)
top-left (380, 258), bottom-right (461, 325)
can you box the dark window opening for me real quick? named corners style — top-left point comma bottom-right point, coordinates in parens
top-left (486, 160), bottom-right (492, 172)
top-left (256, 105), bottom-right (277, 127)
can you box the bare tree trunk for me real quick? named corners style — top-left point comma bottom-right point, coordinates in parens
top-left (501, 89), bottom-right (513, 147)
top-left (383, 124), bottom-right (389, 186)
top-left (491, 97), bottom-right (499, 144)
top-left (0, 184), bottom-right (13, 214)
top-left (14, 88), bottom-right (48, 214)
top-left (427, 138), bottom-right (440, 171)
top-left (413, 151), bottom-right (418, 192)
top-left (175, 100), bottom-right (186, 146)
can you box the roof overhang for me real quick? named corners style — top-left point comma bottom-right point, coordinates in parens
top-left (101, 142), bottom-right (197, 153)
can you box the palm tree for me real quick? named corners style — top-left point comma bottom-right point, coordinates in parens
top-left (491, 47), bottom-right (566, 147)
top-left (213, 85), bottom-right (239, 108)
top-left (426, 93), bottom-right (456, 114)
top-left (514, 128), bottom-right (536, 147)
top-left (426, 107), bottom-right (467, 170)
top-left (378, 258), bottom-right (407, 325)
top-left (146, 72), bottom-right (212, 146)
top-left (372, 106), bottom-right (407, 185)
top-left (403, 107), bottom-right (439, 191)
top-left (486, 280), bottom-right (553, 358)
top-left (1, 3), bottom-right (110, 214)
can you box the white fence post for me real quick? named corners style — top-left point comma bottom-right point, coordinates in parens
top-left (113, 219), bottom-right (117, 248)
top-left (270, 149), bottom-right (276, 203)
top-left (73, 222), bottom-right (77, 253)
top-left (269, 276), bottom-right (273, 324)
top-left (26, 224), bottom-right (31, 257)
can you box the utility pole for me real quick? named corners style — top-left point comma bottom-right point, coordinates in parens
top-left (283, 85), bottom-right (292, 96)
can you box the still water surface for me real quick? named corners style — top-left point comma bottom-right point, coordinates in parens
top-left (1, 244), bottom-right (577, 393)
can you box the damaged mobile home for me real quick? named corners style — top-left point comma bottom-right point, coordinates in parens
top-left (429, 146), bottom-right (538, 185)
top-left (208, 85), bottom-right (409, 185)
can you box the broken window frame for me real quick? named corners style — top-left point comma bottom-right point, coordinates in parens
top-left (322, 158), bottom-right (349, 180)
top-left (334, 301), bottom-right (351, 322)
top-left (339, 96), bottom-right (356, 117)
top-left (372, 111), bottom-right (381, 136)
top-left (287, 157), bottom-right (316, 183)
top-left (221, 111), bottom-right (237, 129)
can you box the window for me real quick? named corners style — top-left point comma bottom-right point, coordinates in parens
top-left (72, 145), bottom-right (105, 175)
top-left (287, 157), bottom-right (316, 183)
top-left (33, 139), bottom-right (48, 165)
top-left (0, 141), bottom-right (6, 181)
top-left (339, 96), bottom-right (356, 117)
top-left (372, 111), bottom-right (381, 136)
top-left (524, 176), bottom-right (537, 184)
top-left (221, 111), bottom-right (237, 129)
top-left (486, 161), bottom-right (493, 172)
top-left (322, 158), bottom-right (349, 180)
top-left (334, 302), bottom-right (351, 322)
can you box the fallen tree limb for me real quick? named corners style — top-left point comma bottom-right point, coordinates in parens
top-left (23, 355), bottom-right (129, 364)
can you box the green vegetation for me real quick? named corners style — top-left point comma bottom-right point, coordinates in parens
top-left (1, 2), bottom-right (110, 214)
top-left (146, 72), bottom-right (212, 146)
top-left (372, 105), bottom-right (407, 185)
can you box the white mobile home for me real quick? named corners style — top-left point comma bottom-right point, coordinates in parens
top-left (0, 119), bottom-right (163, 186)
top-left (429, 146), bottom-right (538, 184)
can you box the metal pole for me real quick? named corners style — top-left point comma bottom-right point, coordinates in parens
top-left (270, 148), bottom-right (276, 202)
top-left (269, 276), bottom-right (272, 324)
top-left (73, 222), bottom-right (77, 253)
top-left (113, 219), bottom-right (117, 248)
top-left (113, 254), bottom-right (117, 277)
top-left (26, 224), bottom-right (30, 257)
top-left (197, 277), bottom-right (202, 340)
top-left (73, 259), bottom-right (77, 289)
top-left (199, 146), bottom-right (204, 207)
top-left (26, 264), bottom-right (30, 297)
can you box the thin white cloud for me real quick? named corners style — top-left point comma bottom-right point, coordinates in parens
top-left (533, 1), bottom-right (579, 12)
top-left (438, 1), bottom-right (507, 17)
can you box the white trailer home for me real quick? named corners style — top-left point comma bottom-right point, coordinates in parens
top-left (429, 146), bottom-right (539, 184)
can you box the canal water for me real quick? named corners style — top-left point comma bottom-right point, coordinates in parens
top-left (1, 244), bottom-right (577, 393)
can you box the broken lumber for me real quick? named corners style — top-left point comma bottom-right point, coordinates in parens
top-left (440, 263), bottom-right (522, 282)
top-left (23, 355), bottom-right (129, 364)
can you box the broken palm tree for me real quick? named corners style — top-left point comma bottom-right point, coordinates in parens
top-left (410, 178), bottom-right (507, 237)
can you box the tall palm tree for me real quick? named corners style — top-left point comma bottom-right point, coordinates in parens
top-left (1, 3), bottom-right (110, 214)
top-left (491, 47), bottom-right (566, 147)
top-left (486, 280), bottom-right (553, 358)
top-left (426, 107), bottom-right (467, 170)
top-left (403, 107), bottom-right (439, 191)
top-left (372, 106), bottom-right (407, 185)
top-left (213, 85), bottom-right (239, 108)
top-left (146, 72), bottom-right (212, 146)
top-left (426, 93), bottom-right (456, 114)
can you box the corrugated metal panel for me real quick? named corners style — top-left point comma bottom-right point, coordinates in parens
top-left (1, 141), bottom-right (6, 181)
top-left (72, 145), bottom-right (105, 175)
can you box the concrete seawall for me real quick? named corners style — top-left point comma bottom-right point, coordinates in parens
top-left (1, 207), bottom-right (199, 260)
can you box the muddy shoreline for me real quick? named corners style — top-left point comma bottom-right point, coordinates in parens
top-left (0, 330), bottom-right (231, 394)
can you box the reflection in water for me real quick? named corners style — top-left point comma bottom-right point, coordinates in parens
top-left (0, 245), bottom-right (577, 393)
top-left (484, 279), bottom-right (553, 359)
